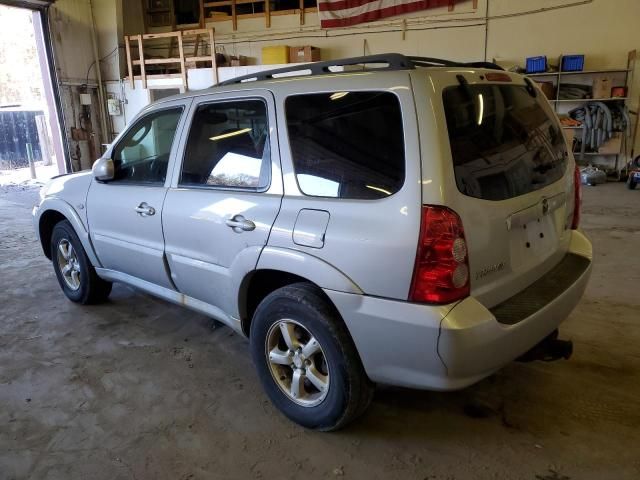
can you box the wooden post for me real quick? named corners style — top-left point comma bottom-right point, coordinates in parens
top-left (199, 0), bottom-right (206, 28)
top-left (472, 0), bottom-right (478, 8)
top-left (168, 37), bottom-right (175, 59)
top-left (137, 34), bottom-right (147, 89)
top-left (140, 0), bottom-right (148, 33)
top-left (265, 0), bottom-right (271, 28)
top-left (299, 0), bottom-right (305, 25)
top-left (125, 35), bottom-right (134, 88)
top-left (35, 115), bottom-right (52, 166)
top-left (26, 143), bottom-right (36, 180)
top-left (448, 0), bottom-right (455, 11)
top-left (178, 32), bottom-right (188, 90)
top-left (231, 0), bottom-right (237, 31)
top-left (194, 34), bottom-right (201, 57)
top-left (209, 27), bottom-right (218, 85)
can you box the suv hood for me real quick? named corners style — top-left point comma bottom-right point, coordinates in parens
top-left (40, 170), bottom-right (93, 202)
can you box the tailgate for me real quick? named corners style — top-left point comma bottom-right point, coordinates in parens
top-left (435, 73), bottom-right (576, 308)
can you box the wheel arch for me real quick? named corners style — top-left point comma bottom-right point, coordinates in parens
top-left (38, 209), bottom-right (67, 259)
top-left (238, 247), bottom-right (363, 336)
top-left (36, 200), bottom-right (101, 267)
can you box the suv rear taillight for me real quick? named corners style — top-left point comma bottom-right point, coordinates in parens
top-left (572, 165), bottom-right (581, 229)
top-left (409, 206), bottom-right (470, 305)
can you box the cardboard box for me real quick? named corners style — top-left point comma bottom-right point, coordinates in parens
top-left (536, 81), bottom-right (556, 100)
top-left (598, 132), bottom-right (622, 154)
top-left (289, 46), bottom-right (320, 63)
top-left (262, 45), bottom-right (289, 65)
top-left (592, 75), bottom-right (613, 99)
top-left (229, 55), bottom-right (247, 67)
top-left (563, 128), bottom-right (575, 147)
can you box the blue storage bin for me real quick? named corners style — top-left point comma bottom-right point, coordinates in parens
top-left (526, 56), bottom-right (547, 73)
top-left (561, 55), bottom-right (585, 72)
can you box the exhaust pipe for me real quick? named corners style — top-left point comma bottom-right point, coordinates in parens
top-left (517, 330), bottom-right (573, 362)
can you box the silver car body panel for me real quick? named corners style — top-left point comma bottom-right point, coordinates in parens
top-left (327, 229), bottom-right (592, 390)
top-left (267, 71), bottom-right (422, 300)
top-left (33, 171), bottom-right (101, 267)
top-left (85, 97), bottom-right (193, 290)
top-left (257, 246), bottom-right (363, 294)
top-left (95, 268), bottom-right (243, 333)
top-left (162, 89), bottom-right (283, 318)
top-left (33, 65), bottom-right (593, 392)
top-left (412, 69), bottom-right (576, 309)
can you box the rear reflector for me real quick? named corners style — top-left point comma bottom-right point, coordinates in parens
top-left (572, 165), bottom-right (581, 229)
top-left (409, 206), bottom-right (470, 305)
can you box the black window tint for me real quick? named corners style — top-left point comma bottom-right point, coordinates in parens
top-left (181, 100), bottom-right (270, 189)
top-left (285, 92), bottom-right (405, 199)
top-left (112, 107), bottom-right (183, 184)
top-left (443, 84), bottom-right (567, 201)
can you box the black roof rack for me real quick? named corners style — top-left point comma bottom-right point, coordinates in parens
top-left (218, 53), bottom-right (503, 86)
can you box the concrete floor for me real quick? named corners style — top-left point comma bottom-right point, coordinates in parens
top-left (1, 182), bottom-right (639, 480)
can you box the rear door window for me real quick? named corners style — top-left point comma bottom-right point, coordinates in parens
top-left (443, 84), bottom-right (567, 201)
top-left (285, 91), bottom-right (405, 199)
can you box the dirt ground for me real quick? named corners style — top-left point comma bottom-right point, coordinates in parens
top-left (1, 182), bottom-right (639, 480)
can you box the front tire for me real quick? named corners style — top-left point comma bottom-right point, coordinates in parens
top-left (51, 220), bottom-right (112, 304)
top-left (250, 283), bottom-right (374, 431)
top-left (627, 175), bottom-right (637, 190)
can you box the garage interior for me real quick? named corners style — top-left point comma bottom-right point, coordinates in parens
top-left (1, 0), bottom-right (640, 479)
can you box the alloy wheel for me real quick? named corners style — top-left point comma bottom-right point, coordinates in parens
top-left (56, 238), bottom-right (81, 291)
top-left (265, 319), bottom-right (330, 407)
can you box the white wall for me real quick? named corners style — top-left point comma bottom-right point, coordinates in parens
top-left (91, 0), bottom-right (123, 81)
top-left (49, 0), bottom-right (96, 83)
top-left (49, 0), bottom-right (124, 83)
top-left (486, 0), bottom-right (639, 69)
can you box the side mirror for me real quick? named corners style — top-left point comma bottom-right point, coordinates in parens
top-left (92, 157), bottom-right (114, 182)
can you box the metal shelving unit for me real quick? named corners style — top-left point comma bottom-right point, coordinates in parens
top-left (526, 51), bottom-right (636, 173)
top-left (528, 69), bottom-right (631, 77)
top-left (553, 97), bottom-right (628, 103)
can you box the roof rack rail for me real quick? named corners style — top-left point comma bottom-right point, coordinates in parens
top-left (407, 56), bottom-right (504, 71)
top-left (218, 53), bottom-right (412, 86)
top-left (218, 53), bottom-right (503, 86)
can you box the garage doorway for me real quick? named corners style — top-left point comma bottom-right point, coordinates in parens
top-left (0, 1), bottom-right (67, 188)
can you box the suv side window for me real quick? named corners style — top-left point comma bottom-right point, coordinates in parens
top-left (285, 91), bottom-right (405, 199)
top-left (112, 107), bottom-right (183, 184)
top-left (180, 99), bottom-right (270, 190)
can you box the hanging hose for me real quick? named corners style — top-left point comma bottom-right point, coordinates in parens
top-left (570, 102), bottom-right (628, 157)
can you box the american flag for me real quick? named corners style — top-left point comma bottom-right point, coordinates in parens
top-left (318, 0), bottom-right (458, 28)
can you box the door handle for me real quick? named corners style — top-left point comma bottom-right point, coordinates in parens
top-left (135, 202), bottom-right (156, 217)
top-left (226, 215), bottom-right (256, 232)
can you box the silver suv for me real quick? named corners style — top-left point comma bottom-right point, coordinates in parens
top-left (34, 54), bottom-right (592, 430)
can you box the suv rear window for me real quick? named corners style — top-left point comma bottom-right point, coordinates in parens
top-left (285, 91), bottom-right (405, 199)
top-left (443, 84), bottom-right (567, 201)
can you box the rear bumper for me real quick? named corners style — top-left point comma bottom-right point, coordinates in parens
top-left (325, 229), bottom-right (592, 391)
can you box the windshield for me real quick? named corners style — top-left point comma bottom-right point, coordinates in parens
top-left (443, 84), bottom-right (567, 201)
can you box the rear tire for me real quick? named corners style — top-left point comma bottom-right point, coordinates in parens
top-left (250, 282), bottom-right (374, 431)
top-left (51, 220), bottom-right (112, 304)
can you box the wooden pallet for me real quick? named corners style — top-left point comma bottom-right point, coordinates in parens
top-left (125, 27), bottom-right (217, 90)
